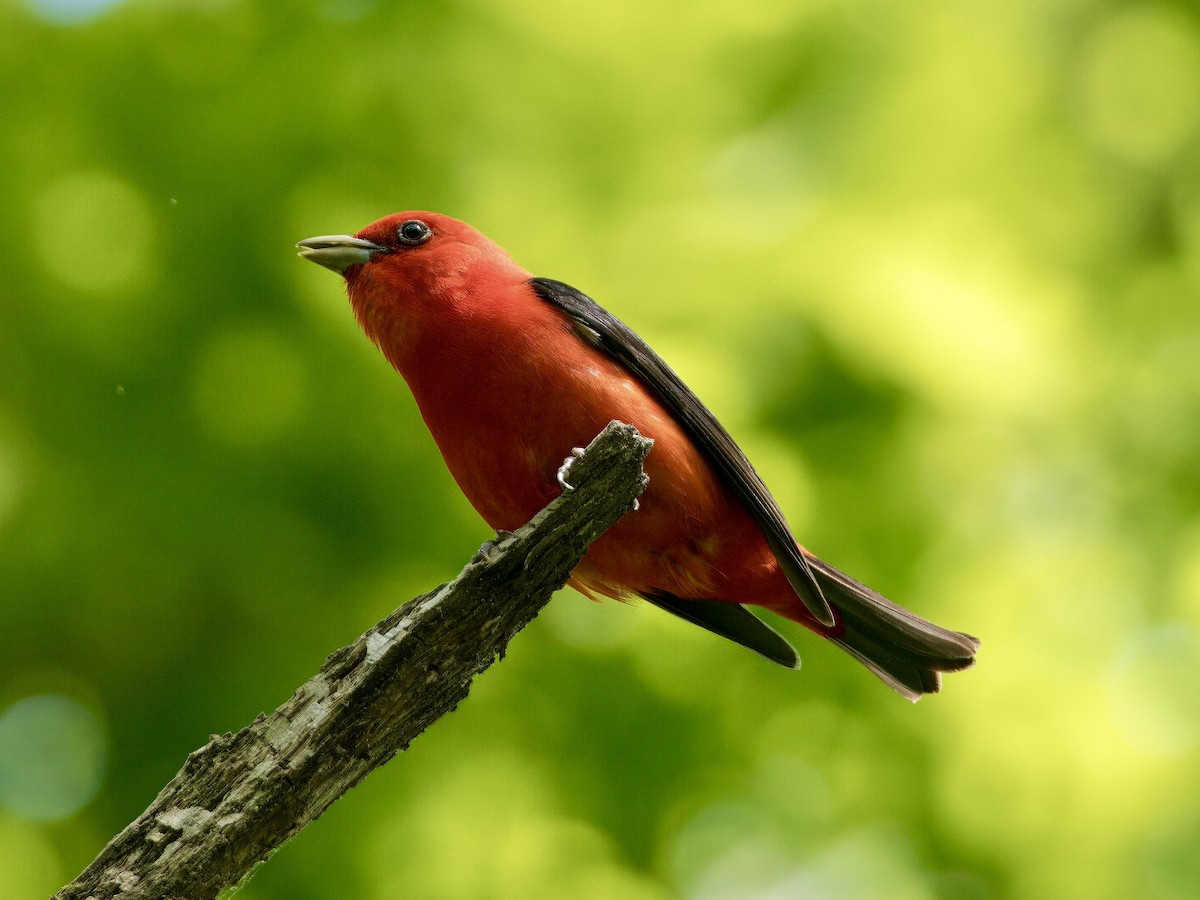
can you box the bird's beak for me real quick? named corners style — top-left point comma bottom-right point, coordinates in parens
top-left (296, 235), bottom-right (390, 274)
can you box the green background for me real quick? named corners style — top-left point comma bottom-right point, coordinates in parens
top-left (3, 0), bottom-right (1199, 897)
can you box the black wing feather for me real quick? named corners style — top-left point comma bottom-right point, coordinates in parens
top-left (529, 277), bottom-right (835, 627)
top-left (642, 592), bottom-right (800, 668)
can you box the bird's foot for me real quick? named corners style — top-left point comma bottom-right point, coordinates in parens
top-left (473, 529), bottom-right (515, 564)
top-left (557, 447), bottom-right (587, 491)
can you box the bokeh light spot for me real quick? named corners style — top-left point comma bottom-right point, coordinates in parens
top-left (22, 0), bottom-right (125, 25)
top-left (33, 170), bottom-right (157, 296)
top-left (542, 590), bottom-right (637, 653)
top-left (1078, 9), bottom-right (1200, 163)
top-left (1109, 625), bottom-right (1200, 757)
top-left (367, 751), bottom-right (668, 898)
top-left (707, 126), bottom-right (815, 237)
top-left (190, 326), bottom-right (309, 449)
top-left (0, 695), bottom-right (105, 821)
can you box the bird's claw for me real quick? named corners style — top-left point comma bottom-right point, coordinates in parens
top-left (472, 529), bottom-right (515, 564)
top-left (557, 447), bottom-right (586, 491)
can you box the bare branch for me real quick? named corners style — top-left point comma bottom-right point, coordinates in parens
top-left (55, 421), bottom-right (652, 900)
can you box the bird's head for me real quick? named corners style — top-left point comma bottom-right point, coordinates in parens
top-left (298, 211), bottom-right (533, 358)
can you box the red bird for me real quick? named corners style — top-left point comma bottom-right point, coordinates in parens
top-left (298, 212), bottom-right (978, 699)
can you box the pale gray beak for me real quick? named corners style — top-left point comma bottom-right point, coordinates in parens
top-left (296, 235), bottom-right (390, 274)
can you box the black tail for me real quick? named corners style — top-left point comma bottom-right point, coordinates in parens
top-left (804, 551), bottom-right (979, 701)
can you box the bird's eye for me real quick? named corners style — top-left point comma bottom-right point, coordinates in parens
top-left (397, 219), bottom-right (432, 246)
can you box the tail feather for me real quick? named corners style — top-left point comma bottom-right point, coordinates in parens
top-left (803, 552), bottom-right (979, 701)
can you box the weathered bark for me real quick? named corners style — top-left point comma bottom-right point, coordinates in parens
top-left (55, 421), bottom-right (652, 900)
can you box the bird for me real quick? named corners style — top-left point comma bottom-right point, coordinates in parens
top-left (297, 212), bottom-right (979, 699)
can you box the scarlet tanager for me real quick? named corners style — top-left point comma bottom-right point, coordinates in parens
top-left (298, 212), bottom-right (978, 699)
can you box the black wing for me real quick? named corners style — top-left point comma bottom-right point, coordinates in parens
top-left (530, 277), bottom-right (835, 627)
top-left (641, 591), bottom-right (800, 668)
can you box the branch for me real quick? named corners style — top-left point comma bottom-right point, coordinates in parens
top-left (55, 421), bottom-right (652, 900)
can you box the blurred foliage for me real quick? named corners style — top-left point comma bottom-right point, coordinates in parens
top-left (1, 0), bottom-right (1199, 897)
